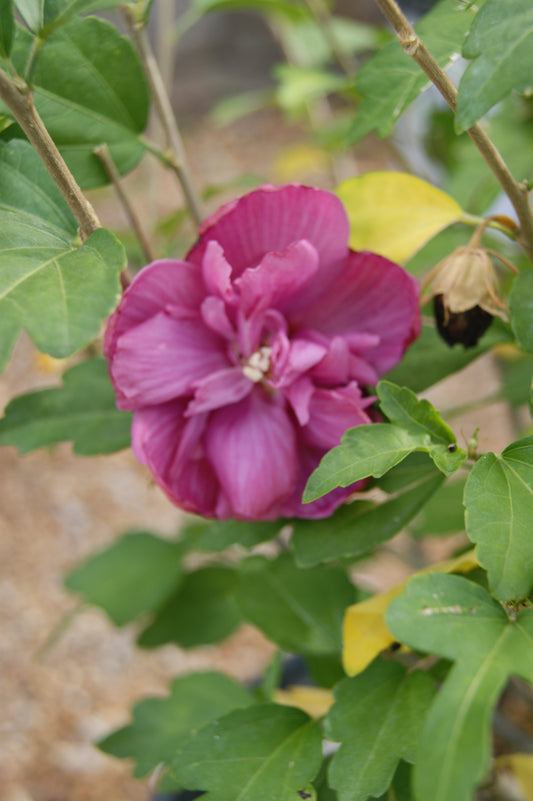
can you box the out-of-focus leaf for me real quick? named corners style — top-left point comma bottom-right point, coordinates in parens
top-left (343, 550), bottom-right (478, 676)
top-left (14, 0), bottom-right (125, 34)
top-left (337, 172), bottom-right (463, 263)
top-left (326, 661), bottom-right (436, 801)
top-left (464, 435), bottom-right (533, 600)
top-left (304, 381), bottom-right (464, 503)
top-left (347, 0), bottom-right (482, 143)
top-left (190, 0), bottom-right (310, 23)
top-left (275, 64), bottom-right (348, 118)
top-left (385, 318), bottom-right (513, 393)
top-left (456, 0), bottom-right (533, 132)
top-left (170, 704), bottom-right (323, 801)
top-left (98, 672), bottom-right (252, 779)
top-left (185, 518), bottom-right (283, 551)
top-left (0, 0), bottom-right (15, 57)
top-left (0, 359), bottom-right (131, 455)
top-left (499, 351), bottom-right (533, 407)
top-left (386, 573), bottom-right (533, 801)
top-left (409, 476), bottom-right (466, 537)
top-left (510, 270), bottom-right (533, 353)
top-left (138, 566), bottom-right (242, 648)
top-left (236, 553), bottom-right (356, 654)
top-left (65, 532), bottom-right (184, 626)
top-left (0, 140), bottom-right (123, 372)
top-left (280, 17), bottom-right (383, 69)
top-left (293, 464), bottom-right (444, 567)
top-left (8, 17), bottom-right (149, 187)
top-left (496, 754), bottom-right (533, 801)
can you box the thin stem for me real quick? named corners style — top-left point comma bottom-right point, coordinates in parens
top-left (302, 0), bottom-right (354, 76)
top-left (94, 143), bottom-right (155, 262)
top-left (121, 5), bottom-right (203, 228)
top-left (371, 0), bottom-right (533, 262)
top-left (0, 69), bottom-right (100, 240)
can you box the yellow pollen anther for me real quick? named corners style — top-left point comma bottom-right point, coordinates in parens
top-left (242, 346), bottom-right (272, 382)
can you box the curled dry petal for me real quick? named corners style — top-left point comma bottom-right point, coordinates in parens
top-left (106, 184), bottom-right (421, 520)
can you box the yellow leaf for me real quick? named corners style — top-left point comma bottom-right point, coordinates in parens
top-left (343, 549), bottom-right (479, 676)
top-left (274, 685), bottom-right (334, 718)
top-left (273, 143), bottom-right (331, 183)
top-left (496, 754), bottom-right (533, 801)
top-left (336, 172), bottom-right (464, 263)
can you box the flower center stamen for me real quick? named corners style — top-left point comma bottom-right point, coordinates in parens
top-left (242, 346), bottom-right (272, 382)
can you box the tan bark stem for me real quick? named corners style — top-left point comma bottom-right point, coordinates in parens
top-left (0, 70), bottom-right (100, 241)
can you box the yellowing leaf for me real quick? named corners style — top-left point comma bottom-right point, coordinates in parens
top-left (343, 549), bottom-right (478, 676)
top-left (496, 754), bottom-right (533, 801)
top-left (274, 686), bottom-right (334, 718)
top-left (336, 172), bottom-right (464, 263)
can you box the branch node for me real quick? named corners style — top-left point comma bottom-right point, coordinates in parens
top-left (400, 35), bottom-right (420, 55)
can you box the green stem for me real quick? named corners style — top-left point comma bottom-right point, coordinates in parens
top-left (371, 0), bottom-right (533, 262)
top-left (23, 35), bottom-right (45, 85)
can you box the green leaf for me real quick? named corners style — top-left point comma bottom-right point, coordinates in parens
top-left (325, 661), bottom-right (436, 801)
top-left (347, 0), bottom-right (481, 144)
top-left (274, 64), bottom-right (348, 118)
top-left (304, 382), bottom-right (464, 503)
top-left (0, 141), bottom-right (124, 371)
top-left (500, 352), bottom-right (533, 407)
top-left (509, 269), bottom-right (533, 353)
top-left (386, 573), bottom-right (533, 801)
top-left (236, 553), bottom-right (356, 654)
top-left (15, 0), bottom-right (124, 34)
top-left (9, 17), bottom-right (150, 187)
top-left (138, 566), bottom-right (242, 649)
top-left (293, 464), bottom-right (444, 567)
top-left (0, 0), bottom-right (15, 57)
top-left (464, 435), bottom-right (533, 600)
top-left (280, 17), bottom-right (382, 70)
top-left (186, 518), bottom-right (283, 551)
top-left (170, 703), bottom-right (323, 801)
top-left (98, 671), bottom-right (253, 779)
top-left (409, 476), bottom-right (466, 537)
top-left (0, 358), bottom-right (131, 454)
top-left (384, 318), bottom-right (513, 392)
top-left (65, 531), bottom-right (184, 626)
top-left (455, 0), bottom-right (533, 132)
top-left (189, 0), bottom-right (310, 24)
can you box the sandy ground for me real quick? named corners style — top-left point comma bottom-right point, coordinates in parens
top-left (0, 110), bottom-right (524, 801)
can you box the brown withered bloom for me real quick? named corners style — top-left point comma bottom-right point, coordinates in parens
top-left (421, 218), bottom-right (518, 348)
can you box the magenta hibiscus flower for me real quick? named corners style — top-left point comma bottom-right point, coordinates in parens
top-left (105, 185), bottom-right (420, 521)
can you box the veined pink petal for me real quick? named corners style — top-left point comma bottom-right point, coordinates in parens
top-left (187, 185), bottom-right (349, 285)
top-left (284, 376), bottom-right (315, 426)
top-left (111, 311), bottom-right (228, 409)
top-left (205, 389), bottom-right (298, 519)
top-left (132, 403), bottom-right (218, 516)
top-left (301, 382), bottom-right (374, 450)
top-left (292, 251), bottom-right (421, 374)
top-left (201, 296), bottom-right (236, 340)
top-left (202, 240), bottom-right (235, 301)
top-left (104, 260), bottom-right (204, 360)
top-left (271, 336), bottom-right (327, 388)
top-left (185, 367), bottom-right (252, 416)
top-left (235, 239), bottom-right (319, 315)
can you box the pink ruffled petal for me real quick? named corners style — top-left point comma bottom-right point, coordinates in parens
top-left (293, 251), bottom-right (421, 375)
top-left (105, 260), bottom-right (204, 360)
top-left (205, 389), bottom-right (298, 519)
top-left (271, 336), bottom-right (327, 388)
top-left (201, 296), bottom-right (236, 340)
top-left (301, 382), bottom-right (374, 450)
top-left (111, 311), bottom-right (228, 409)
top-left (185, 367), bottom-right (252, 416)
top-left (236, 239), bottom-right (319, 315)
top-left (187, 185), bottom-right (349, 287)
top-left (132, 403), bottom-right (218, 516)
top-left (202, 240), bottom-right (235, 301)
top-left (284, 376), bottom-right (315, 426)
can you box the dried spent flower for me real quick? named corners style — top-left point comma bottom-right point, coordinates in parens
top-left (421, 220), bottom-right (517, 348)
